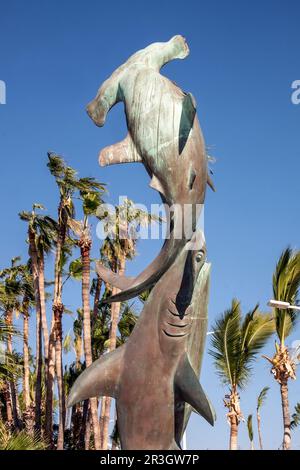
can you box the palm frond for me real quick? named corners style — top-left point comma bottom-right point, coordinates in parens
top-left (272, 247), bottom-right (300, 343)
top-left (209, 299), bottom-right (241, 387)
top-left (0, 421), bottom-right (46, 450)
top-left (247, 414), bottom-right (254, 442)
top-left (291, 403), bottom-right (300, 430)
top-left (210, 300), bottom-right (274, 389)
top-left (237, 310), bottom-right (275, 387)
top-left (257, 386), bottom-right (270, 411)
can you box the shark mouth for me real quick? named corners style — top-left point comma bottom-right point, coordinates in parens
top-left (96, 211), bottom-right (200, 303)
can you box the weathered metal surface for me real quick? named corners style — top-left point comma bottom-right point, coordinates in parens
top-left (68, 231), bottom-right (215, 449)
top-left (87, 35), bottom-right (211, 303)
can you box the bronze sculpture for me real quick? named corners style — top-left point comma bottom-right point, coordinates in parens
top-left (68, 35), bottom-right (215, 449)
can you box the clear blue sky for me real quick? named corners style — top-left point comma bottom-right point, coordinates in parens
top-left (0, 0), bottom-right (300, 450)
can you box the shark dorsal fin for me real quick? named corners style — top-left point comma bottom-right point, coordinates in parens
top-left (67, 345), bottom-right (125, 408)
top-left (175, 355), bottom-right (216, 426)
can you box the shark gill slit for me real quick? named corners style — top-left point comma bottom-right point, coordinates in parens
top-left (163, 329), bottom-right (189, 338)
top-left (167, 322), bottom-right (189, 328)
top-left (189, 169), bottom-right (196, 190)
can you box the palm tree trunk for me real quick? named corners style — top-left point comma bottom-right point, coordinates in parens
top-left (28, 228), bottom-right (43, 434)
top-left (100, 255), bottom-right (125, 450)
top-left (257, 411), bottom-right (263, 450)
top-left (5, 309), bottom-right (20, 430)
top-left (22, 303), bottom-right (32, 433)
top-left (35, 300), bottom-right (43, 434)
top-left (100, 257), bottom-right (125, 449)
top-left (80, 237), bottom-right (101, 450)
top-left (75, 336), bottom-right (82, 370)
top-left (100, 287), bottom-right (121, 450)
top-left (280, 379), bottom-right (291, 450)
top-left (79, 399), bottom-right (89, 449)
top-left (47, 208), bottom-right (67, 449)
top-left (45, 318), bottom-right (55, 444)
top-left (93, 275), bottom-right (102, 321)
top-left (85, 409), bottom-right (91, 450)
top-left (54, 304), bottom-right (65, 450)
top-left (100, 396), bottom-right (112, 450)
top-left (4, 381), bottom-right (13, 428)
top-left (38, 254), bottom-right (49, 363)
top-left (229, 414), bottom-right (239, 450)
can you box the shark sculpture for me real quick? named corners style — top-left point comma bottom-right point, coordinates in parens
top-left (86, 35), bottom-right (214, 303)
top-left (67, 231), bottom-right (215, 449)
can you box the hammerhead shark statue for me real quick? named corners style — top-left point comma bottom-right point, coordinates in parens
top-left (86, 35), bottom-right (214, 303)
top-left (67, 231), bottom-right (215, 449)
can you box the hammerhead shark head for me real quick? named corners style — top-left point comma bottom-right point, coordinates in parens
top-left (86, 35), bottom-right (214, 303)
top-left (67, 231), bottom-right (215, 449)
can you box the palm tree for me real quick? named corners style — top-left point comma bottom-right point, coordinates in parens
top-left (247, 414), bottom-right (254, 450)
top-left (0, 257), bottom-right (25, 431)
top-left (263, 248), bottom-right (300, 450)
top-left (18, 263), bottom-right (36, 434)
top-left (73, 308), bottom-right (83, 370)
top-left (256, 386), bottom-right (269, 450)
top-left (46, 152), bottom-right (78, 448)
top-left (19, 205), bottom-right (57, 435)
top-left (19, 205), bottom-right (57, 363)
top-left (68, 188), bottom-right (105, 450)
top-left (209, 299), bottom-right (275, 450)
top-left (291, 403), bottom-right (300, 430)
top-left (48, 152), bottom-right (106, 449)
top-left (0, 316), bottom-right (21, 428)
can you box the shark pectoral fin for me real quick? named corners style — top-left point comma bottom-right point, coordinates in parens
top-left (67, 345), bottom-right (125, 408)
top-left (149, 174), bottom-right (166, 196)
top-left (175, 356), bottom-right (216, 426)
top-left (99, 134), bottom-right (142, 167)
top-left (169, 441), bottom-right (181, 450)
top-left (95, 261), bottom-right (135, 291)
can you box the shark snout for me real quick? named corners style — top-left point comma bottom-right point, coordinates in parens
top-left (169, 35), bottom-right (190, 59)
top-left (86, 99), bottom-right (106, 127)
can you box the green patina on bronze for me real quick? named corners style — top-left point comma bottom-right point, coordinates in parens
top-left (87, 35), bottom-right (212, 303)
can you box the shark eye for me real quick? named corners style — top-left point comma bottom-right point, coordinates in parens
top-left (195, 250), bottom-right (204, 262)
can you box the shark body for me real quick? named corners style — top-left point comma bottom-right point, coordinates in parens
top-left (86, 35), bottom-right (214, 303)
top-left (68, 233), bottom-right (215, 449)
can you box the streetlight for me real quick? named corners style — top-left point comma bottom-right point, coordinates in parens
top-left (268, 299), bottom-right (300, 311)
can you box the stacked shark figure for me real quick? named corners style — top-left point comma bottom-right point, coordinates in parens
top-left (68, 35), bottom-right (216, 450)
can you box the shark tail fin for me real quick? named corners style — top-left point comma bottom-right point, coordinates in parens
top-left (67, 345), bottom-right (125, 408)
top-left (175, 355), bottom-right (216, 426)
